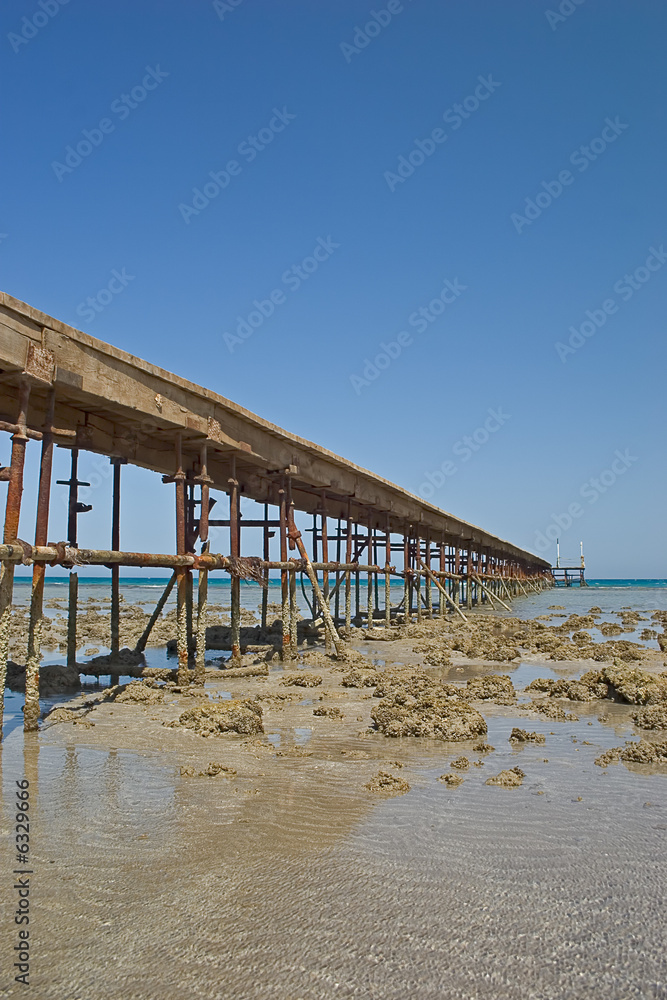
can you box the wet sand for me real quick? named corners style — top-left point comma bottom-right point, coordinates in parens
top-left (1, 591), bottom-right (666, 999)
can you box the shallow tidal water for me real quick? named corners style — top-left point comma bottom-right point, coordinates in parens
top-left (1, 583), bottom-right (666, 999)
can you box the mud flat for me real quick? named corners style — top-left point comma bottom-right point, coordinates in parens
top-left (2, 594), bottom-right (667, 999)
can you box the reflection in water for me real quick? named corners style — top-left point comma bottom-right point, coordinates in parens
top-left (0, 582), bottom-right (665, 998)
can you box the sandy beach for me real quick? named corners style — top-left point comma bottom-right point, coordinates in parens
top-left (1, 585), bottom-right (666, 999)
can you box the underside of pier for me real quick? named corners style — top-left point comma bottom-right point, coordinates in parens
top-left (0, 291), bottom-right (552, 734)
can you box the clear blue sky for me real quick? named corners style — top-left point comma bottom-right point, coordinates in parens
top-left (1, 0), bottom-right (665, 577)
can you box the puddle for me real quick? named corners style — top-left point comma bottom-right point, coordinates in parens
top-left (509, 662), bottom-right (558, 689)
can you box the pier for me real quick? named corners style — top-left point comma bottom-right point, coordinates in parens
top-left (551, 567), bottom-right (587, 587)
top-left (551, 541), bottom-right (587, 586)
top-left (0, 292), bottom-right (552, 735)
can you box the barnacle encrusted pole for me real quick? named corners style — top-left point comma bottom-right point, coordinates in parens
top-left (344, 504), bottom-right (352, 634)
top-left (321, 492), bottom-right (331, 651)
top-left (134, 572), bottom-right (176, 653)
top-left (438, 540), bottom-right (446, 618)
top-left (24, 387), bottom-right (55, 732)
top-left (109, 457), bottom-right (125, 686)
top-left (466, 544), bottom-right (473, 609)
top-left (425, 531), bottom-right (432, 618)
top-left (415, 531), bottom-right (422, 622)
top-left (278, 482), bottom-right (290, 658)
top-left (0, 380), bottom-right (30, 739)
top-left (194, 443), bottom-right (210, 685)
top-left (261, 502), bottom-right (270, 630)
top-left (334, 516), bottom-right (342, 625)
top-left (174, 434), bottom-right (189, 686)
top-left (454, 547), bottom-right (461, 606)
top-left (418, 558), bottom-right (468, 623)
top-left (228, 457), bottom-right (241, 664)
top-left (366, 521), bottom-right (374, 631)
top-left (403, 531), bottom-right (410, 623)
top-left (384, 517), bottom-right (391, 627)
top-left (287, 501), bottom-right (343, 656)
top-left (60, 447), bottom-right (88, 670)
top-left (287, 479), bottom-right (298, 655)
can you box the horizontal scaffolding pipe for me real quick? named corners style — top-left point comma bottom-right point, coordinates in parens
top-left (0, 545), bottom-right (549, 582)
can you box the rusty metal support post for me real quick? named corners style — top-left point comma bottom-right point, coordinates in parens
top-left (67, 572), bottom-right (78, 668)
top-left (334, 516), bottom-right (341, 625)
top-left (466, 545), bottom-right (473, 609)
top-left (278, 484), bottom-right (290, 658)
top-left (366, 522), bottom-right (374, 631)
top-left (415, 534), bottom-right (422, 621)
top-left (287, 504), bottom-right (343, 656)
top-left (66, 448), bottom-right (81, 670)
top-left (311, 512), bottom-right (318, 620)
top-left (135, 572), bottom-right (176, 653)
top-left (425, 532), bottom-right (432, 618)
top-left (174, 435), bottom-right (189, 685)
top-left (419, 558), bottom-right (468, 622)
top-left (402, 531), bottom-right (409, 624)
top-left (24, 388), bottom-right (55, 731)
top-left (454, 547), bottom-right (461, 606)
top-left (344, 507), bottom-right (352, 634)
top-left (321, 494), bottom-right (330, 651)
top-left (195, 445), bottom-right (210, 685)
top-left (287, 484), bottom-right (298, 655)
top-left (384, 519), bottom-right (391, 628)
top-left (229, 461), bottom-right (241, 664)
top-left (0, 382), bottom-right (31, 738)
top-left (289, 555), bottom-right (298, 654)
top-left (439, 541), bottom-right (446, 618)
top-left (261, 502), bottom-right (269, 630)
top-left (185, 480), bottom-right (195, 656)
top-left (109, 457), bottom-right (123, 686)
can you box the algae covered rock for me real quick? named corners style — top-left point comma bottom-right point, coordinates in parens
top-left (371, 674), bottom-right (486, 741)
top-left (439, 772), bottom-right (464, 787)
top-left (115, 680), bottom-right (164, 705)
top-left (365, 771), bottom-right (410, 795)
top-left (632, 705), bottom-right (667, 730)
top-left (341, 667), bottom-right (381, 688)
top-left (450, 756), bottom-right (470, 769)
top-left (175, 700), bottom-right (263, 737)
top-left (280, 672), bottom-right (322, 688)
top-left (525, 662), bottom-right (667, 705)
top-left (595, 739), bottom-right (667, 766)
top-left (509, 728), bottom-right (545, 744)
top-left (486, 767), bottom-right (525, 787)
top-left (620, 739), bottom-right (667, 763)
top-left (312, 706), bottom-right (343, 718)
top-left (464, 674), bottom-right (516, 705)
top-left (601, 662), bottom-right (667, 704)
